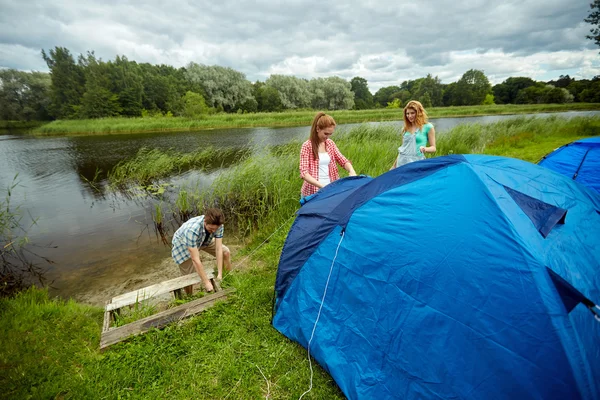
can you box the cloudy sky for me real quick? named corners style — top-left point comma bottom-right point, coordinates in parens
top-left (0, 0), bottom-right (598, 91)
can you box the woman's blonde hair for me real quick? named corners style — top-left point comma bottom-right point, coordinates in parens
top-left (309, 112), bottom-right (336, 160)
top-left (402, 100), bottom-right (428, 133)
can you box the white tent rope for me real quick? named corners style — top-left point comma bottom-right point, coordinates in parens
top-left (299, 231), bottom-right (345, 400)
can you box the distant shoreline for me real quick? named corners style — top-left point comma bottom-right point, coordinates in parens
top-left (28, 103), bottom-right (600, 137)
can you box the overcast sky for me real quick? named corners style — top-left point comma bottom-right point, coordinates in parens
top-left (0, 0), bottom-right (598, 91)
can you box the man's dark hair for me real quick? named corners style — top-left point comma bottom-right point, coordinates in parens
top-left (204, 208), bottom-right (224, 225)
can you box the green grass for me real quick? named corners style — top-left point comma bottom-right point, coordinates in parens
top-left (1, 257), bottom-right (344, 399)
top-left (434, 115), bottom-right (600, 162)
top-left (0, 288), bottom-right (102, 398)
top-left (1, 115), bottom-right (599, 399)
top-left (108, 146), bottom-right (249, 186)
top-left (30, 103), bottom-right (600, 136)
top-left (112, 301), bottom-right (158, 328)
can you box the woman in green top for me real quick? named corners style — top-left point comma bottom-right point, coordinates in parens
top-left (390, 100), bottom-right (437, 169)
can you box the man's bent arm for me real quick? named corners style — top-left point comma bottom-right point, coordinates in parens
top-left (215, 238), bottom-right (224, 279)
top-left (188, 246), bottom-right (213, 291)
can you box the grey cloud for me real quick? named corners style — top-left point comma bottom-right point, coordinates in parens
top-left (0, 0), bottom-right (596, 85)
top-left (363, 56), bottom-right (393, 70)
top-left (314, 53), bottom-right (359, 73)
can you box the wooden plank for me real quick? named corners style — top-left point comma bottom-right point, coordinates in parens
top-left (100, 288), bottom-right (235, 350)
top-left (106, 271), bottom-right (215, 311)
top-left (102, 301), bottom-right (112, 333)
top-left (110, 271), bottom-right (214, 304)
top-left (211, 278), bottom-right (222, 292)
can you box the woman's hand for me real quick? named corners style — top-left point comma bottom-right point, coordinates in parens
top-left (420, 146), bottom-right (427, 154)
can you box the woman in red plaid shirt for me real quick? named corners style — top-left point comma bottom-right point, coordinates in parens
top-left (299, 112), bottom-right (356, 197)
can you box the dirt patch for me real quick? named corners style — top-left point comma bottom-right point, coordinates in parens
top-left (64, 244), bottom-right (245, 307)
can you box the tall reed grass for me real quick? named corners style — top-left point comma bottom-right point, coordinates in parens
top-left (111, 115), bottom-right (599, 239)
top-left (436, 115), bottom-right (600, 161)
top-left (1, 176), bottom-right (50, 296)
top-left (108, 146), bottom-right (249, 186)
top-left (32, 103), bottom-right (600, 136)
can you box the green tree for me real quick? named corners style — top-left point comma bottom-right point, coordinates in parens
top-left (265, 75), bottom-right (312, 109)
top-left (515, 83), bottom-right (546, 104)
top-left (579, 80), bottom-right (600, 102)
top-left (493, 77), bottom-right (537, 104)
top-left (483, 93), bottom-right (495, 105)
top-left (138, 63), bottom-right (188, 115)
top-left (79, 54), bottom-right (122, 118)
top-left (411, 74), bottom-right (444, 107)
top-left (419, 92), bottom-right (432, 108)
top-left (566, 79), bottom-right (592, 102)
top-left (42, 47), bottom-right (85, 119)
top-left (386, 98), bottom-right (402, 109)
top-left (390, 89), bottom-right (412, 105)
top-left (373, 86), bottom-right (401, 107)
top-left (237, 97), bottom-right (258, 113)
top-left (111, 56), bottom-right (144, 117)
top-left (515, 84), bottom-right (573, 104)
top-left (350, 77), bottom-right (373, 109)
top-left (442, 82), bottom-right (457, 106)
top-left (548, 75), bottom-right (573, 89)
top-left (451, 69), bottom-right (492, 105)
top-left (309, 77), bottom-right (355, 110)
top-left (185, 63), bottom-right (254, 112)
top-left (182, 91), bottom-right (210, 117)
top-left (255, 85), bottom-right (283, 112)
top-left (585, 0), bottom-right (600, 48)
top-left (139, 64), bottom-right (170, 112)
top-left (0, 70), bottom-right (51, 121)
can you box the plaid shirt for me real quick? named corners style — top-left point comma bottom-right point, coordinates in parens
top-left (171, 215), bottom-right (224, 265)
top-left (299, 139), bottom-right (350, 197)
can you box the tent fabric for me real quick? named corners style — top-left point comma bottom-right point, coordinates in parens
top-left (503, 185), bottom-right (567, 238)
top-left (538, 137), bottom-right (600, 194)
top-left (547, 267), bottom-right (594, 313)
top-left (272, 154), bottom-right (600, 400)
top-left (275, 155), bottom-right (465, 307)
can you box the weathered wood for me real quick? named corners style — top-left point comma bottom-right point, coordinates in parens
top-left (211, 277), bottom-right (222, 292)
top-left (102, 301), bottom-right (112, 333)
top-left (100, 288), bottom-right (235, 350)
top-left (106, 271), bottom-right (215, 311)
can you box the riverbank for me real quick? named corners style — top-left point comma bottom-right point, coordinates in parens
top-left (0, 120), bottom-right (45, 130)
top-left (31, 103), bottom-right (600, 136)
top-left (2, 115), bottom-right (599, 399)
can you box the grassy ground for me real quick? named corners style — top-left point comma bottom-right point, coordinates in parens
top-left (1, 115), bottom-right (598, 399)
top-left (31, 103), bottom-right (600, 136)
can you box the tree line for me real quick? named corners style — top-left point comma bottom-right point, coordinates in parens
top-left (1, 46), bottom-right (599, 122)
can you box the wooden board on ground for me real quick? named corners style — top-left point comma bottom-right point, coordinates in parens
top-left (100, 288), bottom-right (235, 350)
top-left (100, 270), bottom-right (232, 350)
top-left (106, 271), bottom-right (215, 311)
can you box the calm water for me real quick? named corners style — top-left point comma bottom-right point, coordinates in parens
top-left (1, 111), bottom-right (597, 301)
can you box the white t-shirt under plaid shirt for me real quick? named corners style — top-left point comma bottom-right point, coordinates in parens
top-left (171, 215), bottom-right (224, 265)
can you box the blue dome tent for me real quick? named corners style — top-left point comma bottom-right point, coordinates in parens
top-left (538, 137), bottom-right (600, 194)
top-left (273, 155), bottom-right (600, 400)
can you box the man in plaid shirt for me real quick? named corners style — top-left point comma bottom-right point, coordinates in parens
top-left (171, 208), bottom-right (231, 294)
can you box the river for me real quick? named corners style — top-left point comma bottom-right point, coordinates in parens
top-left (1, 111), bottom-right (597, 304)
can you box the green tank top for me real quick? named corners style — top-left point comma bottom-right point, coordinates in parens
top-left (403, 123), bottom-right (433, 155)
